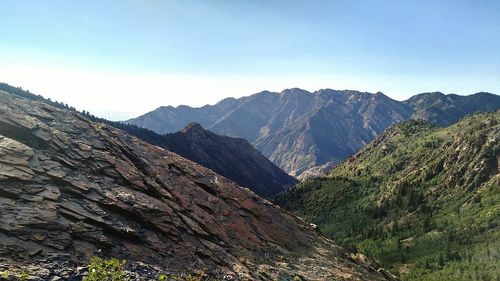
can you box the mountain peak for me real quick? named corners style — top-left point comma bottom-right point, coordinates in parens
top-left (180, 122), bottom-right (205, 133)
top-left (409, 91), bottom-right (446, 100)
top-left (374, 91), bottom-right (390, 99)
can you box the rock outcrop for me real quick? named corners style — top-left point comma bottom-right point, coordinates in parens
top-left (0, 91), bottom-right (393, 280)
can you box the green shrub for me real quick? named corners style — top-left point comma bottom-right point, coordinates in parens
top-left (157, 270), bottom-right (208, 281)
top-left (19, 269), bottom-right (30, 281)
top-left (84, 256), bottom-right (126, 281)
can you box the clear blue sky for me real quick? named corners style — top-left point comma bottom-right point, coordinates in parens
top-left (1, 0), bottom-right (499, 120)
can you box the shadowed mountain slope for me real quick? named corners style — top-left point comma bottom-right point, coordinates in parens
top-left (160, 122), bottom-right (297, 197)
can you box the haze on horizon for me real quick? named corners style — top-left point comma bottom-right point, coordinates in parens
top-left (1, 0), bottom-right (499, 120)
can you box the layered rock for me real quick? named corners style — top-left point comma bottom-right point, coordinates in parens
top-left (0, 91), bottom-right (393, 280)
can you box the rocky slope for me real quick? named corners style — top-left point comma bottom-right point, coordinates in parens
top-left (274, 112), bottom-right (500, 280)
top-left (127, 89), bottom-right (499, 178)
top-left (0, 83), bottom-right (296, 198)
top-left (0, 91), bottom-right (394, 280)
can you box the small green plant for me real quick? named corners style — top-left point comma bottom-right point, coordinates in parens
top-left (19, 269), bottom-right (30, 281)
top-left (83, 256), bottom-right (126, 281)
top-left (185, 270), bottom-right (207, 281)
top-left (158, 270), bottom-right (208, 281)
top-left (1, 270), bottom-right (10, 280)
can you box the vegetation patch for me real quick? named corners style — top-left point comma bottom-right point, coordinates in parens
top-left (275, 112), bottom-right (500, 281)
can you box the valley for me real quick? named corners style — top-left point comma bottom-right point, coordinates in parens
top-left (275, 112), bottom-right (500, 280)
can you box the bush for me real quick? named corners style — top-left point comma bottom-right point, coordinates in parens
top-left (84, 256), bottom-right (127, 281)
top-left (157, 270), bottom-right (208, 281)
top-left (161, 270), bottom-right (208, 281)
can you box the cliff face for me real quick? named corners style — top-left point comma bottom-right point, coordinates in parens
top-left (0, 91), bottom-right (393, 280)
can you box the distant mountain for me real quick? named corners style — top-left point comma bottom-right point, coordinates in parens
top-left (0, 91), bottom-right (395, 280)
top-left (252, 90), bottom-right (413, 177)
top-left (274, 112), bottom-right (500, 280)
top-left (405, 91), bottom-right (500, 126)
top-left (129, 97), bottom-right (241, 134)
top-left (127, 89), bottom-right (413, 177)
top-left (0, 83), bottom-right (295, 197)
top-left (127, 89), bottom-right (500, 178)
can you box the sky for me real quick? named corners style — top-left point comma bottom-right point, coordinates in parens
top-left (0, 0), bottom-right (499, 120)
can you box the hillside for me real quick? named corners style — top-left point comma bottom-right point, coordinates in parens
top-left (274, 112), bottom-right (500, 280)
top-left (0, 91), bottom-right (394, 280)
top-left (127, 88), bottom-right (500, 178)
top-left (0, 83), bottom-right (295, 198)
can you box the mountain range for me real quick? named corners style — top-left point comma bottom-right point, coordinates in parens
top-left (274, 112), bottom-right (500, 280)
top-left (127, 89), bottom-right (500, 178)
top-left (0, 90), bottom-right (394, 280)
top-left (1, 81), bottom-right (498, 280)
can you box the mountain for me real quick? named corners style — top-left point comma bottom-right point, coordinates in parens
top-left (405, 91), bottom-right (500, 126)
top-left (127, 89), bottom-right (415, 177)
top-left (0, 91), bottom-right (395, 280)
top-left (127, 89), bottom-right (500, 178)
top-left (157, 122), bottom-right (297, 197)
top-left (0, 83), bottom-right (296, 198)
top-left (274, 112), bottom-right (500, 280)
top-left (128, 97), bottom-right (241, 135)
top-left (252, 90), bottom-right (413, 177)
